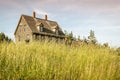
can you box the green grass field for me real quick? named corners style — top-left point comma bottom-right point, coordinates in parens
top-left (0, 42), bottom-right (120, 80)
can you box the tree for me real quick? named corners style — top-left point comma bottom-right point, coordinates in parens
top-left (64, 31), bottom-right (74, 45)
top-left (103, 43), bottom-right (109, 47)
top-left (0, 32), bottom-right (11, 42)
top-left (88, 30), bottom-right (97, 44)
top-left (78, 35), bottom-right (81, 41)
top-left (83, 36), bottom-right (88, 44)
top-left (64, 30), bottom-right (68, 36)
top-left (69, 31), bottom-right (73, 39)
top-left (0, 32), bottom-right (5, 41)
top-left (116, 47), bottom-right (120, 56)
top-left (67, 31), bottom-right (73, 45)
top-left (73, 36), bottom-right (77, 41)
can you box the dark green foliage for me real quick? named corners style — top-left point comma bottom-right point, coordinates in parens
top-left (83, 36), bottom-right (88, 44)
top-left (0, 32), bottom-right (11, 42)
top-left (0, 32), bottom-right (5, 41)
top-left (116, 47), bottom-right (120, 56)
top-left (88, 30), bottom-right (97, 44)
top-left (64, 30), bottom-right (68, 35)
top-left (103, 43), bottom-right (109, 47)
top-left (78, 35), bottom-right (81, 41)
top-left (64, 31), bottom-right (73, 45)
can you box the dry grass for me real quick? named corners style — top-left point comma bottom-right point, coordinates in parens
top-left (0, 41), bottom-right (119, 80)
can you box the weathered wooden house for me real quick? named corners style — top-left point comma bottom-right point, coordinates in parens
top-left (14, 12), bottom-right (65, 42)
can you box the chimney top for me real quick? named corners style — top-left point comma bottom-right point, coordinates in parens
top-left (45, 15), bottom-right (47, 20)
top-left (33, 11), bottom-right (36, 18)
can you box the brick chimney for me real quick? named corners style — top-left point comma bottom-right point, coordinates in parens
top-left (33, 11), bottom-right (36, 18)
top-left (45, 15), bottom-right (47, 20)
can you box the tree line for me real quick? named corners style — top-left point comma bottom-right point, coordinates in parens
top-left (0, 32), bottom-right (11, 42)
top-left (64, 30), bottom-right (109, 46)
top-left (65, 30), bottom-right (98, 45)
top-left (64, 30), bottom-right (120, 56)
top-left (0, 31), bottom-right (119, 56)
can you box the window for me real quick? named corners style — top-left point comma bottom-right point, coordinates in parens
top-left (38, 26), bottom-right (43, 32)
top-left (55, 29), bottom-right (58, 35)
top-left (41, 35), bottom-right (45, 40)
top-left (37, 23), bottom-right (44, 32)
top-left (25, 34), bottom-right (30, 42)
top-left (40, 26), bottom-right (43, 32)
top-left (40, 23), bottom-right (43, 32)
top-left (52, 28), bottom-right (59, 35)
top-left (33, 34), bottom-right (36, 39)
top-left (40, 23), bottom-right (43, 27)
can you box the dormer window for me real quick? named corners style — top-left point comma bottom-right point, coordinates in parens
top-left (37, 23), bottom-right (44, 32)
top-left (52, 28), bottom-right (59, 35)
top-left (55, 29), bottom-right (58, 35)
top-left (40, 26), bottom-right (43, 32)
top-left (52, 25), bottom-right (59, 35)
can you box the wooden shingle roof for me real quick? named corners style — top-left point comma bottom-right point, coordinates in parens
top-left (22, 15), bottom-right (65, 36)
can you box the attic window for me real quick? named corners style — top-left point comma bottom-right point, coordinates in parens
top-left (37, 23), bottom-right (44, 32)
top-left (55, 29), bottom-right (59, 35)
top-left (53, 28), bottom-right (58, 35)
top-left (40, 26), bottom-right (43, 32)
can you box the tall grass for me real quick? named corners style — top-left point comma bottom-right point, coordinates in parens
top-left (0, 41), bottom-right (119, 80)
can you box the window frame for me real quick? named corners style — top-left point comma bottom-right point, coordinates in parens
top-left (55, 29), bottom-right (59, 35)
top-left (40, 26), bottom-right (43, 32)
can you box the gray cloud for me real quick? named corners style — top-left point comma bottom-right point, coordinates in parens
top-left (1, 0), bottom-right (120, 16)
top-left (1, 0), bottom-right (120, 22)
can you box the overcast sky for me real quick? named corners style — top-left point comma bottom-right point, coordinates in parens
top-left (0, 0), bottom-right (120, 47)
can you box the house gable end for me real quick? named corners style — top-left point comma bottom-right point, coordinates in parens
top-left (14, 15), bottom-right (32, 35)
top-left (14, 15), bottom-right (33, 42)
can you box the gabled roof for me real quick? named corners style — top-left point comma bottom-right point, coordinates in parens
top-left (15, 14), bottom-right (65, 36)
